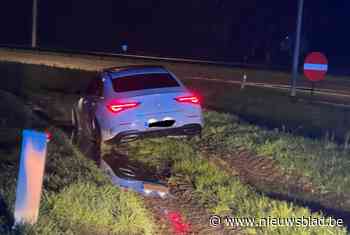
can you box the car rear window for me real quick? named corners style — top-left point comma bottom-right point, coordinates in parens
top-left (112, 73), bottom-right (180, 92)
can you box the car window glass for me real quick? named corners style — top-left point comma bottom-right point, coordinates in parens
top-left (112, 73), bottom-right (179, 92)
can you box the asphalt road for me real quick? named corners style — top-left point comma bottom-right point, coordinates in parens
top-left (1, 47), bottom-right (350, 98)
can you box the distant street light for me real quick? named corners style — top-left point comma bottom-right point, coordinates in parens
top-left (290, 0), bottom-right (304, 97)
top-left (31, 0), bottom-right (38, 48)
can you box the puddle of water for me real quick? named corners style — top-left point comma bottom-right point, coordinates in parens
top-left (101, 160), bottom-right (169, 198)
top-left (103, 154), bottom-right (160, 182)
top-left (65, 126), bottom-right (170, 198)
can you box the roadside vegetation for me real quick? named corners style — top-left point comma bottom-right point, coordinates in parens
top-left (196, 111), bottom-right (350, 206)
top-left (0, 91), bottom-right (155, 235)
top-left (120, 136), bottom-right (347, 234)
top-left (3, 59), bottom-right (350, 143)
top-left (1, 59), bottom-right (350, 233)
top-left (184, 79), bottom-right (350, 144)
top-left (1, 48), bottom-right (349, 85)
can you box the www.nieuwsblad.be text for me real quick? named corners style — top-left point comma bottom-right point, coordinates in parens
top-left (209, 215), bottom-right (344, 228)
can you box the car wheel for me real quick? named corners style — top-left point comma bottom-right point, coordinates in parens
top-left (91, 118), bottom-right (102, 167)
top-left (71, 108), bottom-right (79, 130)
top-left (91, 118), bottom-right (102, 144)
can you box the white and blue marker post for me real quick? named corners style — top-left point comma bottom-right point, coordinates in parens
top-left (14, 130), bottom-right (48, 226)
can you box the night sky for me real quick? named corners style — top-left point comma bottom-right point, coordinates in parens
top-left (1, 1), bottom-right (349, 67)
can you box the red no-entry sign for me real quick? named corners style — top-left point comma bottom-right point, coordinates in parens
top-left (303, 52), bottom-right (328, 82)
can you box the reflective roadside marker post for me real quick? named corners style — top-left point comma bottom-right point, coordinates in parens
top-left (14, 130), bottom-right (47, 226)
top-left (241, 73), bottom-right (247, 90)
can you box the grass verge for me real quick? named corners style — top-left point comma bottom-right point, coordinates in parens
top-left (3, 59), bottom-right (350, 144)
top-left (1, 47), bottom-right (350, 86)
top-left (2, 59), bottom-right (350, 143)
top-left (119, 137), bottom-right (347, 234)
top-left (0, 128), bottom-right (155, 235)
top-left (0, 91), bottom-right (155, 235)
top-left (194, 111), bottom-right (350, 210)
top-left (184, 78), bottom-right (350, 144)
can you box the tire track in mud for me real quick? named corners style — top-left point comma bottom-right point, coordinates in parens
top-left (209, 151), bottom-right (313, 195)
top-left (142, 177), bottom-right (241, 235)
top-left (205, 150), bottom-right (350, 228)
top-left (101, 151), bottom-right (239, 235)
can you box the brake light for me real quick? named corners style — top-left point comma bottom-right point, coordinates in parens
top-left (175, 95), bottom-right (200, 104)
top-left (107, 101), bottom-right (140, 113)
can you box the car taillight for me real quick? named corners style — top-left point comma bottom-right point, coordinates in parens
top-left (175, 95), bottom-right (200, 104)
top-left (107, 101), bottom-right (140, 113)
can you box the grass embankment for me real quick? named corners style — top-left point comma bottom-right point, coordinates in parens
top-left (196, 111), bottom-right (350, 204)
top-left (10, 61), bottom-right (350, 211)
top-left (2, 59), bottom-right (350, 143)
top-left (4, 59), bottom-right (349, 201)
top-left (185, 79), bottom-right (350, 144)
top-left (1, 47), bottom-right (349, 86)
top-left (120, 135), bottom-right (347, 234)
top-left (0, 91), bottom-right (155, 235)
top-left (1, 49), bottom-right (350, 98)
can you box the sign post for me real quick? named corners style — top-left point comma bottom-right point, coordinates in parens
top-left (290, 0), bottom-right (304, 97)
top-left (14, 130), bottom-right (47, 226)
top-left (31, 0), bottom-right (38, 48)
top-left (303, 52), bottom-right (328, 96)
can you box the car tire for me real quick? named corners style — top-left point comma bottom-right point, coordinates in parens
top-left (70, 108), bottom-right (80, 145)
top-left (91, 118), bottom-right (102, 167)
top-left (71, 108), bottom-right (79, 130)
top-left (92, 118), bottom-right (102, 144)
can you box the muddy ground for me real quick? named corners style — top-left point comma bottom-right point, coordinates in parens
top-left (31, 91), bottom-right (350, 232)
top-left (204, 149), bottom-right (350, 228)
top-left (66, 125), bottom-right (237, 234)
top-left (142, 179), bottom-right (240, 234)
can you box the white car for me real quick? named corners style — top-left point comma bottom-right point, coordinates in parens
top-left (72, 65), bottom-right (203, 143)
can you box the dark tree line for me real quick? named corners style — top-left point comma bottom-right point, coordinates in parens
top-left (33, 0), bottom-right (299, 64)
top-left (1, 1), bottom-right (350, 67)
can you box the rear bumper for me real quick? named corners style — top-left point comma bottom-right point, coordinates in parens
top-left (105, 124), bottom-right (202, 144)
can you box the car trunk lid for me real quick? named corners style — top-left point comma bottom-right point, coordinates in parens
top-left (110, 87), bottom-right (187, 116)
